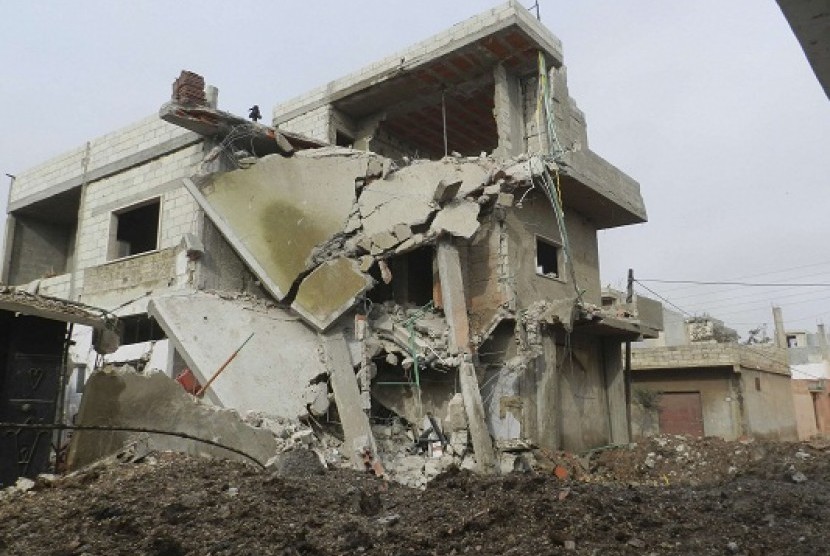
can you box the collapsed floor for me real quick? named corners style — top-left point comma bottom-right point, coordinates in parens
top-left (2, 435), bottom-right (828, 556)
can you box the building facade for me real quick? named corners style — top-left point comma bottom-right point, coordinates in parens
top-left (2, 2), bottom-right (654, 465)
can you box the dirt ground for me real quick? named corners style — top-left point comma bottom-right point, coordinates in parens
top-left (1, 435), bottom-right (828, 556)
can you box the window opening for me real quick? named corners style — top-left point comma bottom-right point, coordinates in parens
top-left (535, 237), bottom-right (559, 278)
top-left (335, 130), bottom-right (354, 148)
top-left (119, 314), bottom-right (166, 345)
top-left (111, 199), bottom-right (160, 259)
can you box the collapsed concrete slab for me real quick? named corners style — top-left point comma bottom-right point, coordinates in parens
top-left (291, 257), bottom-right (373, 331)
top-left (148, 292), bottom-right (327, 416)
top-left (183, 150), bottom-right (374, 302)
top-left (67, 367), bottom-right (278, 470)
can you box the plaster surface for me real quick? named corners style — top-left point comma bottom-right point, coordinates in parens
top-left (148, 292), bottom-right (326, 417)
top-left (67, 367), bottom-right (277, 469)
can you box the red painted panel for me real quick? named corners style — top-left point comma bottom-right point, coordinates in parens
top-left (659, 392), bottom-right (704, 437)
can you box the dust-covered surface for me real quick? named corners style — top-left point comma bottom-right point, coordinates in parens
top-left (1, 436), bottom-right (829, 556)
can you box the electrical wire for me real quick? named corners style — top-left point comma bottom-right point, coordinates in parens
top-left (638, 279), bottom-right (830, 288)
top-left (632, 281), bottom-right (828, 382)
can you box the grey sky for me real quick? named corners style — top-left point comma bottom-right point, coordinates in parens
top-left (1, 1), bottom-right (828, 338)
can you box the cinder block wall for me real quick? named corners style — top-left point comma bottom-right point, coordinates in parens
top-left (74, 144), bottom-right (204, 271)
top-left (7, 115), bottom-right (205, 308)
top-left (9, 116), bottom-right (195, 208)
top-left (276, 105), bottom-right (331, 143)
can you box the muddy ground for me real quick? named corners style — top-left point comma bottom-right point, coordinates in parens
top-left (1, 435), bottom-right (828, 556)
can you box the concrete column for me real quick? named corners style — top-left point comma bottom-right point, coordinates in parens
top-left (0, 213), bottom-right (16, 284)
top-left (535, 332), bottom-right (559, 450)
top-left (773, 306), bottom-right (787, 349)
top-left (436, 239), bottom-right (470, 355)
top-left (603, 340), bottom-right (629, 444)
top-left (492, 64), bottom-right (525, 159)
top-left (436, 238), bottom-right (496, 474)
top-left (322, 330), bottom-right (376, 469)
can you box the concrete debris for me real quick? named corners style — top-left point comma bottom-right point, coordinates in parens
top-left (291, 257), bottom-right (373, 330)
top-left (149, 292), bottom-right (327, 416)
top-left (66, 366), bottom-right (278, 470)
top-left (185, 148), bottom-right (537, 334)
top-left (433, 179), bottom-right (462, 204)
top-left (429, 199), bottom-right (481, 239)
top-left (265, 449), bottom-right (326, 478)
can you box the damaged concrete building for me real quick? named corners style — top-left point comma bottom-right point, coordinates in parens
top-left (2, 2), bottom-right (655, 473)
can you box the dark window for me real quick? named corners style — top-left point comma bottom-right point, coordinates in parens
top-left (367, 246), bottom-right (434, 307)
top-left (335, 130), bottom-right (354, 148)
top-left (111, 199), bottom-right (160, 259)
top-left (74, 364), bottom-right (87, 393)
top-left (119, 314), bottom-right (166, 345)
top-left (536, 237), bottom-right (559, 278)
top-left (755, 377), bottom-right (762, 391)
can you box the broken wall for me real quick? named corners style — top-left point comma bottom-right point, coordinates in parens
top-left (195, 217), bottom-right (269, 296)
top-left (466, 215), bottom-right (511, 336)
top-left (67, 367), bottom-right (277, 470)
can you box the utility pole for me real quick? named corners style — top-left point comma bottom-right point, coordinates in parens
top-left (624, 268), bottom-right (634, 440)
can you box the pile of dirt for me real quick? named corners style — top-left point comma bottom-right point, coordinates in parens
top-left (1, 437), bottom-right (828, 555)
top-left (583, 435), bottom-right (830, 486)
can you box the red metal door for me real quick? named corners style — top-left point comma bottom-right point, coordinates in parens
top-left (658, 392), bottom-right (704, 437)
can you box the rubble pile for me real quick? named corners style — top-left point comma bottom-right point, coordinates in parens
top-left (2, 437), bottom-right (828, 555)
top-left (587, 434), bottom-right (830, 486)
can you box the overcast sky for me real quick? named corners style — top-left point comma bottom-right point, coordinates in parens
top-left (1, 1), bottom-right (828, 338)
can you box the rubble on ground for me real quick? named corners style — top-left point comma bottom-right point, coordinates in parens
top-left (2, 436), bottom-right (828, 555)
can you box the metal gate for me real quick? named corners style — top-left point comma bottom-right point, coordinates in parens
top-left (0, 354), bottom-right (62, 487)
top-left (658, 391), bottom-right (704, 437)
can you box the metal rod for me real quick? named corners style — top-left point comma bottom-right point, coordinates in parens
top-left (195, 332), bottom-right (254, 398)
top-left (0, 422), bottom-right (265, 469)
top-left (52, 322), bottom-right (74, 472)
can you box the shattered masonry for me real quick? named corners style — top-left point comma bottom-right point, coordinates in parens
top-left (1, 0), bottom-right (661, 483)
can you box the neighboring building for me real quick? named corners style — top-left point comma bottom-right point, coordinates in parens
top-left (2, 2), bottom-right (655, 468)
top-left (627, 310), bottom-right (797, 441)
top-left (787, 324), bottom-right (830, 440)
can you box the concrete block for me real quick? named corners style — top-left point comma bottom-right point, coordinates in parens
top-left (148, 292), bottom-right (327, 417)
top-left (430, 199), bottom-right (481, 239)
top-left (370, 231), bottom-right (400, 251)
top-left (432, 179), bottom-right (462, 204)
top-left (66, 367), bottom-right (278, 470)
top-left (291, 257), bottom-right (373, 331)
top-left (184, 151), bottom-right (368, 303)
